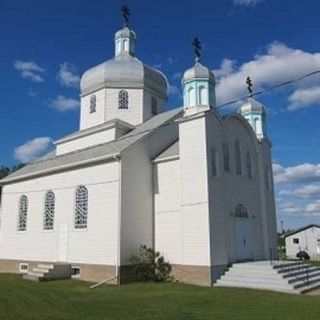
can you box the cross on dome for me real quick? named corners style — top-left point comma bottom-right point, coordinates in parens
top-left (121, 4), bottom-right (131, 27)
top-left (246, 76), bottom-right (253, 97)
top-left (192, 37), bottom-right (202, 63)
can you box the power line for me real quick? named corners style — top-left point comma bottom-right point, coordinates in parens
top-left (5, 69), bottom-right (320, 170)
top-left (216, 69), bottom-right (320, 109)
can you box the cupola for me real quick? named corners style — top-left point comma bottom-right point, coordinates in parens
top-left (182, 37), bottom-right (216, 116)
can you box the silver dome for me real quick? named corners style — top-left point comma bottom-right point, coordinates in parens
top-left (115, 27), bottom-right (136, 40)
top-left (80, 53), bottom-right (168, 96)
top-left (182, 62), bottom-right (215, 83)
top-left (239, 98), bottom-right (266, 114)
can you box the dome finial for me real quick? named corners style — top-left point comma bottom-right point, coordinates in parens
top-left (246, 76), bottom-right (253, 97)
top-left (121, 4), bottom-right (131, 27)
top-left (192, 37), bottom-right (202, 63)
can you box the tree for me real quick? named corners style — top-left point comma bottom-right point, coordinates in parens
top-left (130, 245), bottom-right (172, 282)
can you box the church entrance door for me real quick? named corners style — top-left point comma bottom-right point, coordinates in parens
top-left (57, 224), bottom-right (69, 262)
top-left (235, 218), bottom-right (253, 261)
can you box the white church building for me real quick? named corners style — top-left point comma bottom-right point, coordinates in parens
top-left (0, 19), bottom-right (277, 286)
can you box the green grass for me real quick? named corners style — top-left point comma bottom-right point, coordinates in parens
top-left (1, 273), bottom-right (320, 320)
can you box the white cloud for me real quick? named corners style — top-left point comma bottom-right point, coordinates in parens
top-left (14, 60), bottom-right (45, 83)
top-left (273, 163), bottom-right (320, 185)
top-left (214, 42), bottom-right (320, 110)
top-left (50, 95), bottom-right (80, 112)
top-left (305, 200), bottom-right (320, 214)
top-left (14, 137), bottom-right (52, 163)
top-left (288, 86), bottom-right (320, 110)
top-left (57, 63), bottom-right (80, 88)
top-left (233, 0), bottom-right (263, 7)
top-left (281, 184), bottom-right (320, 199)
top-left (168, 84), bottom-right (180, 96)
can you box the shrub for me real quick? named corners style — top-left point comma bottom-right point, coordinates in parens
top-left (130, 245), bottom-right (172, 282)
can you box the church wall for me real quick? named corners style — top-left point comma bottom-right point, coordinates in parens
top-left (221, 117), bottom-right (265, 263)
top-left (0, 161), bottom-right (119, 267)
top-left (56, 127), bottom-right (118, 155)
top-left (154, 159), bottom-right (182, 264)
top-left (105, 88), bottom-right (144, 125)
top-left (143, 90), bottom-right (167, 120)
top-left (258, 139), bottom-right (278, 258)
top-left (80, 89), bottom-right (106, 130)
top-left (178, 114), bottom-right (211, 267)
top-left (120, 120), bottom-right (179, 265)
top-left (204, 113), bottom-right (229, 268)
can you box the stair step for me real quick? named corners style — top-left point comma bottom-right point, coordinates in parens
top-left (33, 268), bottom-right (50, 273)
top-left (288, 270), bottom-right (320, 283)
top-left (282, 266), bottom-right (320, 278)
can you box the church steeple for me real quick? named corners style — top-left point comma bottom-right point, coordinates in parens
top-left (182, 37), bottom-right (216, 116)
top-left (114, 5), bottom-right (137, 57)
top-left (238, 77), bottom-right (267, 140)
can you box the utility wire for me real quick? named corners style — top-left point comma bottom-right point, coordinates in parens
top-left (6, 69), bottom-right (320, 169)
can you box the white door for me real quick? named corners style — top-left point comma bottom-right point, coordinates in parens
top-left (57, 224), bottom-right (68, 262)
top-left (235, 219), bottom-right (253, 261)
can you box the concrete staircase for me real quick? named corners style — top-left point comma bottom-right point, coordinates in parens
top-left (215, 261), bottom-right (320, 294)
top-left (23, 263), bottom-right (72, 282)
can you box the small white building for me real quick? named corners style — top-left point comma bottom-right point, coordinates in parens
top-left (0, 17), bottom-right (277, 286)
top-left (284, 224), bottom-right (320, 260)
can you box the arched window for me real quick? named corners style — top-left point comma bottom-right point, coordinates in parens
top-left (233, 204), bottom-right (249, 218)
top-left (44, 190), bottom-right (55, 230)
top-left (199, 86), bottom-right (207, 105)
top-left (223, 143), bottom-right (230, 172)
top-left (211, 147), bottom-right (218, 177)
top-left (89, 94), bottom-right (96, 114)
top-left (75, 186), bottom-right (88, 229)
top-left (118, 90), bottom-right (129, 109)
top-left (18, 195), bottom-right (28, 231)
top-left (151, 96), bottom-right (158, 115)
top-left (246, 151), bottom-right (252, 179)
top-left (235, 140), bottom-right (242, 175)
top-left (188, 87), bottom-right (195, 107)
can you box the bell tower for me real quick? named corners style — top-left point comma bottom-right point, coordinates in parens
top-left (181, 37), bottom-right (216, 117)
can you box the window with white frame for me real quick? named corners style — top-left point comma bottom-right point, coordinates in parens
top-left (293, 238), bottom-right (299, 244)
top-left (118, 90), bottom-right (129, 109)
top-left (89, 94), bottom-right (96, 113)
top-left (44, 190), bottom-right (55, 230)
top-left (235, 140), bottom-right (242, 175)
top-left (18, 195), bottom-right (28, 231)
top-left (211, 147), bottom-right (218, 177)
top-left (151, 96), bottom-right (158, 115)
top-left (74, 185), bottom-right (88, 229)
top-left (223, 143), bottom-right (230, 172)
top-left (246, 150), bottom-right (253, 179)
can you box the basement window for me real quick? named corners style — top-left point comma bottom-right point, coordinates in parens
top-left (293, 238), bottom-right (299, 244)
top-left (71, 267), bottom-right (81, 278)
top-left (19, 263), bottom-right (29, 273)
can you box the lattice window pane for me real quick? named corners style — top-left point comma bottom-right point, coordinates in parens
top-left (44, 190), bottom-right (55, 230)
top-left (89, 94), bottom-right (97, 114)
top-left (75, 186), bottom-right (88, 229)
top-left (18, 195), bottom-right (28, 231)
top-left (234, 204), bottom-right (248, 218)
top-left (118, 90), bottom-right (129, 109)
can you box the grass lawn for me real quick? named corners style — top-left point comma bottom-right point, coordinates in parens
top-left (1, 273), bottom-right (320, 320)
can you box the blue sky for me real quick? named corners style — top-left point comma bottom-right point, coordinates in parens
top-left (1, 0), bottom-right (320, 230)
